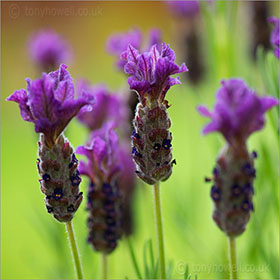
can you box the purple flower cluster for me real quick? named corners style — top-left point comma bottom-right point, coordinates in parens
top-left (28, 29), bottom-right (72, 72)
top-left (106, 28), bottom-right (162, 70)
top-left (7, 64), bottom-right (94, 148)
top-left (198, 79), bottom-right (278, 146)
top-left (268, 17), bottom-right (280, 59)
top-left (122, 43), bottom-right (187, 104)
top-left (167, 1), bottom-right (200, 18)
top-left (198, 79), bottom-right (278, 236)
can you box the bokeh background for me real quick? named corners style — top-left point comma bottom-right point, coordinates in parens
top-left (1, 1), bottom-right (279, 279)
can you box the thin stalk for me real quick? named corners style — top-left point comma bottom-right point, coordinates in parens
top-left (102, 253), bottom-right (108, 279)
top-left (65, 221), bottom-right (84, 279)
top-left (127, 238), bottom-right (143, 279)
top-left (153, 181), bottom-right (166, 279)
top-left (228, 236), bottom-right (237, 279)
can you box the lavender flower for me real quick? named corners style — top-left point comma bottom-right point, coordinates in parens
top-left (76, 123), bottom-right (123, 253)
top-left (6, 65), bottom-right (92, 222)
top-left (7, 64), bottom-right (92, 148)
top-left (122, 43), bottom-right (187, 184)
top-left (106, 28), bottom-right (162, 71)
top-left (76, 79), bottom-right (128, 132)
top-left (28, 29), bottom-right (72, 72)
top-left (268, 17), bottom-right (280, 59)
top-left (198, 79), bottom-right (278, 236)
top-left (167, 1), bottom-right (200, 18)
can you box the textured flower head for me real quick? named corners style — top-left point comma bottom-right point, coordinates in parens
top-left (106, 28), bottom-right (162, 70)
top-left (121, 43), bottom-right (188, 104)
top-left (268, 17), bottom-right (280, 59)
top-left (6, 64), bottom-right (93, 148)
top-left (76, 79), bottom-right (128, 131)
top-left (76, 122), bottom-right (121, 184)
top-left (77, 123), bottom-right (124, 253)
top-left (28, 29), bottom-right (72, 72)
top-left (167, 1), bottom-right (200, 18)
top-left (198, 79), bottom-right (278, 144)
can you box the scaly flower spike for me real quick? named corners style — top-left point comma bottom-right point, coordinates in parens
top-left (6, 64), bottom-right (93, 279)
top-left (122, 42), bottom-right (188, 279)
top-left (198, 78), bottom-right (278, 279)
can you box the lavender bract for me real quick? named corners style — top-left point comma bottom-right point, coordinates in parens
top-left (198, 79), bottom-right (278, 236)
top-left (6, 65), bottom-right (92, 222)
top-left (7, 64), bottom-right (92, 148)
top-left (76, 124), bottom-right (123, 254)
top-left (76, 79), bottom-right (128, 132)
top-left (268, 17), bottom-right (280, 59)
top-left (122, 43), bottom-right (187, 184)
top-left (28, 29), bottom-right (72, 72)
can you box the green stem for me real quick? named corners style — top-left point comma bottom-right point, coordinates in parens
top-left (65, 221), bottom-right (84, 279)
top-left (127, 238), bottom-right (143, 279)
top-left (153, 181), bottom-right (166, 279)
top-left (228, 236), bottom-right (237, 279)
top-left (102, 253), bottom-right (108, 280)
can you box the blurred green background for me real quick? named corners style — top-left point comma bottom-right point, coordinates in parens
top-left (1, 1), bottom-right (279, 279)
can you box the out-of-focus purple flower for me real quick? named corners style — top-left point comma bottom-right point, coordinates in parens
top-left (76, 79), bottom-right (128, 132)
top-left (106, 29), bottom-right (142, 70)
top-left (199, 78), bottom-right (278, 237)
top-left (268, 17), bottom-right (280, 59)
top-left (76, 123), bottom-right (123, 253)
top-left (197, 79), bottom-right (278, 145)
top-left (76, 122), bottom-right (121, 183)
top-left (121, 43), bottom-right (188, 104)
top-left (167, 1), bottom-right (200, 18)
top-left (28, 29), bottom-right (72, 72)
top-left (6, 64), bottom-right (93, 148)
top-left (106, 28), bottom-right (162, 70)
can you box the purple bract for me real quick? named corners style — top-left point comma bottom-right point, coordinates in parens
top-left (6, 64), bottom-right (94, 148)
top-left (198, 79), bottom-right (278, 145)
top-left (76, 122), bottom-right (122, 183)
top-left (106, 28), bottom-right (162, 70)
top-left (76, 79), bottom-right (128, 131)
top-left (121, 43), bottom-right (188, 104)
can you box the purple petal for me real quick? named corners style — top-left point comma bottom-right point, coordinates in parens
top-left (261, 96), bottom-right (279, 111)
top-left (197, 105), bottom-right (212, 118)
top-left (6, 89), bottom-right (34, 122)
top-left (27, 74), bottom-right (59, 122)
